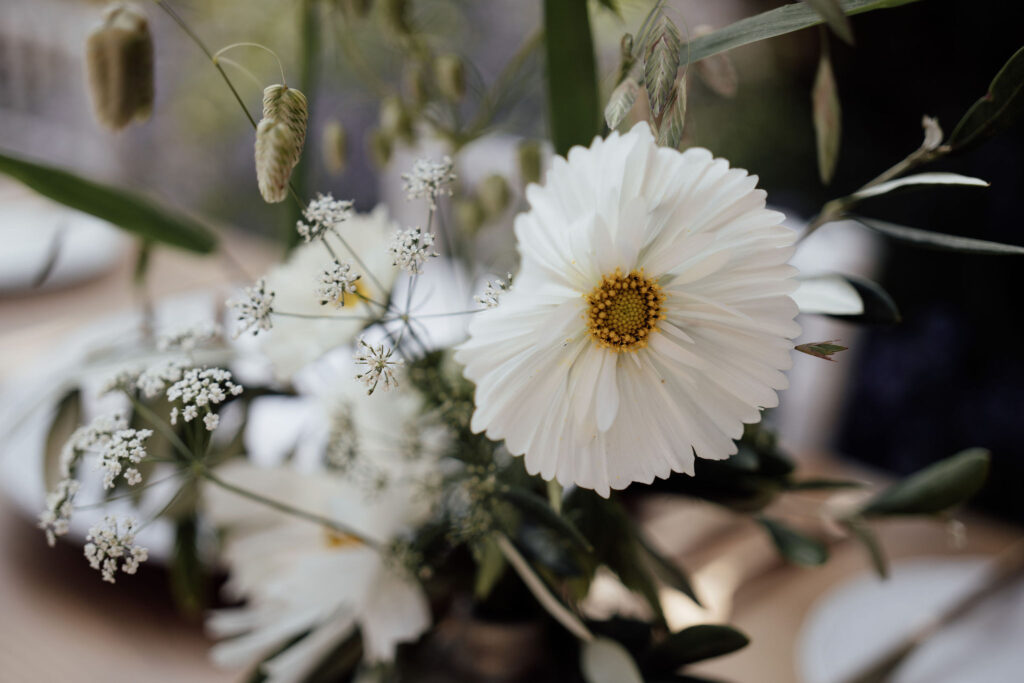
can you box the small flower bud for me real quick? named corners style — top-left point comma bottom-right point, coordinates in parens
top-left (379, 95), bottom-right (413, 143)
top-left (434, 53), bottom-right (466, 101)
top-left (254, 84), bottom-right (308, 203)
top-left (367, 128), bottom-right (393, 168)
top-left (85, 2), bottom-right (154, 131)
top-left (322, 119), bottom-right (348, 175)
top-left (517, 140), bottom-right (543, 186)
top-left (477, 174), bottom-right (511, 220)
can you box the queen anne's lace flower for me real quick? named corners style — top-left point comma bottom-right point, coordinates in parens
top-left (401, 156), bottom-right (456, 209)
top-left (83, 515), bottom-right (149, 583)
top-left (166, 367), bottom-right (243, 430)
top-left (317, 260), bottom-right (361, 307)
top-left (354, 339), bottom-right (403, 395)
top-left (228, 278), bottom-right (275, 338)
top-left (388, 227), bottom-right (438, 275)
top-left (475, 274), bottom-right (513, 308)
top-left (456, 123), bottom-right (801, 496)
top-left (96, 428), bottom-right (154, 489)
top-left (297, 193), bottom-right (354, 242)
top-left (157, 322), bottom-right (220, 352)
top-left (136, 358), bottom-right (188, 398)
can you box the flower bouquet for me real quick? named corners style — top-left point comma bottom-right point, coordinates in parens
top-left (3, 1), bottom-right (1022, 681)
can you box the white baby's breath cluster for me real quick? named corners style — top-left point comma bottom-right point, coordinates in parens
top-left (317, 260), bottom-right (361, 307)
top-left (167, 367), bottom-right (243, 431)
top-left (38, 413), bottom-right (129, 546)
top-left (297, 192), bottom-right (353, 242)
top-left (475, 274), bottom-right (513, 309)
top-left (388, 227), bottom-right (438, 275)
top-left (136, 358), bottom-right (189, 398)
top-left (157, 322), bottom-right (220, 352)
top-left (96, 428), bottom-right (154, 489)
top-left (227, 278), bottom-right (275, 338)
top-left (401, 156), bottom-right (456, 209)
top-left (354, 339), bottom-right (403, 395)
top-left (83, 515), bottom-right (149, 583)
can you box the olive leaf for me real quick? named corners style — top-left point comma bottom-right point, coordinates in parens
top-left (758, 517), bottom-right (829, 566)
top-left (801, 0), bottom-right (855, 44)
top-left (812, 40), bottom-right (841, 185)
top-left (857, 449), bottom-right (991, 517)
top-left (641, 624), bottom-right (750, 674)
top-left (948, 45), bottom-right (1024, 151)
top-left (854, 218), bottom-right (1024, 256)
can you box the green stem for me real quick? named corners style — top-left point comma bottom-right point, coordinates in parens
top-left (542, 0), bottom-right (599, 156)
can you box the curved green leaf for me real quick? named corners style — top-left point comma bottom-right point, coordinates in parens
top-left (543, 0), bottom-right (599, 155)
top-left (497, 486), bottom-right (593, 552)
top-left (759, 517), bottom-right (829, 566)
top-left (949, 45), bottom-right (1024, 151)
top-left (859, 448), bottom-right (991, 517)
top-left (855, 217), bottom-right (1024, 256)
top-left (812, 42), bottom-right (842, 185)
top-left (684, 0), bottom-right (923, 65)
top-left (802, 0), bottom-right (855, 44)
top-left (822, 274), bottom-right (901, 324)
top-left (0, 150), bottom-right (217, 253)
top-left (641, 624), bottom-right (750, 674)
top-left (851, 172), bottom-right (989, 201)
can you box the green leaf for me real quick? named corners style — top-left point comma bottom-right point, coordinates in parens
top-left (543, 0), bottom-right (600, 155)
top-left (0, 150), bottom-right (217, 254)
top-left (582, 637), bottom-right (645, 683)
top-left (758, 517), bottom-right (829, 566)
top-left (641, 625), bottom-right (750, 674)
top-left (683, 0), bottom-right (923, 65)
top-left (824, 274), bottom-right (901, 324)
top-left (497, 486), bottom-right (593, 553)
top-left (948, 45), bottom-right (1024, 151)
top-left (634, 526), bottom-right (701, 605)
top-left (657, 82), bottom-right (687, 149)
top-left (812, 41), bottom-right (841, 185)
top-left (43, 390), bottom-right (81, 491)
top-left (843, 518), bottom-right (889, 579)
top-left (796, 340), bottom-right (848, 362)
top-left (854, 217), bottom-right (1024, 256)
top-left (644, 15), bottom-right (683, 120)
top-left (605, 77), bottom-right (640, 130)
top-left (786, 477), bottom-right (867, 491)
top-left (859, 448), bottom-right (991, 516)
top-left (801, 0), bottom-right (855, 44)
top-left (474, 535), bottom-right (508, 600)
top-left (850, 172), bottom-right (989, 201)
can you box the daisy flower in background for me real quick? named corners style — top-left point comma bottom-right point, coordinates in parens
top-left (456, 122), bottom-right (801, 496)
top-left (259, 206), bottom-right (400, 379)
top-left (203, 380), bottom-right (446, 682)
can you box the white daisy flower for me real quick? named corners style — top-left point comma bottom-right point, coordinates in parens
top-left (455, 122), bottom-right (801, 496)
top-left (261, 206), bottom-right (400, 379)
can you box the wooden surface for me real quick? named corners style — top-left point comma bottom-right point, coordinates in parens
top-left (1, 227), bottom-right (1020, 683)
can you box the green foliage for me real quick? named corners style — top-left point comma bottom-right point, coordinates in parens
top-left (801, 0), bottom-right (855, 44)
top-left (543, 0), bottom-right (600, 155)
top-left (170, 515), bottom-right (207, 617)
top-left (796, 341), bottom-right (848, 361)
top-left (0, 150), bottom-right (217, 254)
top-left (825, 274), bottom-right (901, 324)
top-left (640, 625), bottom-right (750, 674)
top-left (843, 518), bottom-right (889, 578)
top-left (473, 535), bottom-right (507, 600)
top-left (812, 38), bottom-right (841, 184)
top-left (43, 390), bottom-right (81, 491)
top-left (858, 449), bottom-right (991, 517)
top-left (758, 517), bottom-right (829, 566)
top-left (497, 486), bottom-right (593, 553)
top-left (948, 45), bottom-right (1024, 151)
top-left (854, 218), bottom-right (1024, 256)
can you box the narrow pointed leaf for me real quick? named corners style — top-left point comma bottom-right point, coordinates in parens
top-left (796, 340), bottom-right (848, 361)
top-left (641, 625), bottom-right (750, 674)
top-left (0, 150), bottom-right (217, 253)
top-left (802, 0), bottom-right (854, 44)
top-left (644, 15), bottom-right (683, 119)
top-left (634, 525), bottom-right (701, 605)
top-left (683, 0), bottom-right (923, 65)
top-left (851, 172), bottom-right (989, 201)
top-left (497, 486), bottom-right (593, 552)
top-left (818, 274), bottom-right (900, 324)
top-left (948, 45), bottom-right (1024, 151)
top-left (543, 0), bottom-right (600, 155)
top-left (843, 518), bottom-right (889, 578)
top-left (605, 77), bottom-right (641, 130)
top-left (758, 517), bottom-right (829, 566)
top-left (855, 218), bottom-right (1024, 255)
top-left (786, 478), bottom-right (866, 491)
top-left (859, 449), bottom-right (991, 517)
top-left (813, 45), bottom-right (841, 184)
top-left (473, 535), bottom-right (507, 599)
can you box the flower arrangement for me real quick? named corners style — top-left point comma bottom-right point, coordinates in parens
top-left (3, 1), bottom-right (1023, 681)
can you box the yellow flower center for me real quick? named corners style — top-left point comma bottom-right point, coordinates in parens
top-left (339, 280), bottom-right (370, 308)
top-left (585, 269), bottom-right (664, 352)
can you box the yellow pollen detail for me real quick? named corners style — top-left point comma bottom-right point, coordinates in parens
top-left (323, 529), bottom-right (363, 549)
top-left (585, 268), bottom-right (664, 352)
top-left (338, 279), bottom-right (370, 308)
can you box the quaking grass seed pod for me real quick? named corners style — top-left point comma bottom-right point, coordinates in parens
top-left (434, 53), bottom-right (466, 101)
top-left (85, 2), bottom-right (154, 131)
top-left (255, 84), bottom-right (308, 203)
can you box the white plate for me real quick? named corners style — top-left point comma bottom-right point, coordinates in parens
top-left (798, 556), bottom-right (1024, 683)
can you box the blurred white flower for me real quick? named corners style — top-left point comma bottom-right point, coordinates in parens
top-left (297, 193), bottom-right (354, 243)
top-left (401, 156), bottom-right (456, 209)
top-left (228, 278), bottom-right (275, 338)
top-left (388, 227), bottom-right (438, 275)
top-left (261, 206), bottom-right (400, 379)
top-left (83, 514), bottom-right (148, 583)
top-left (456, 122), bottom-right (800, 496)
